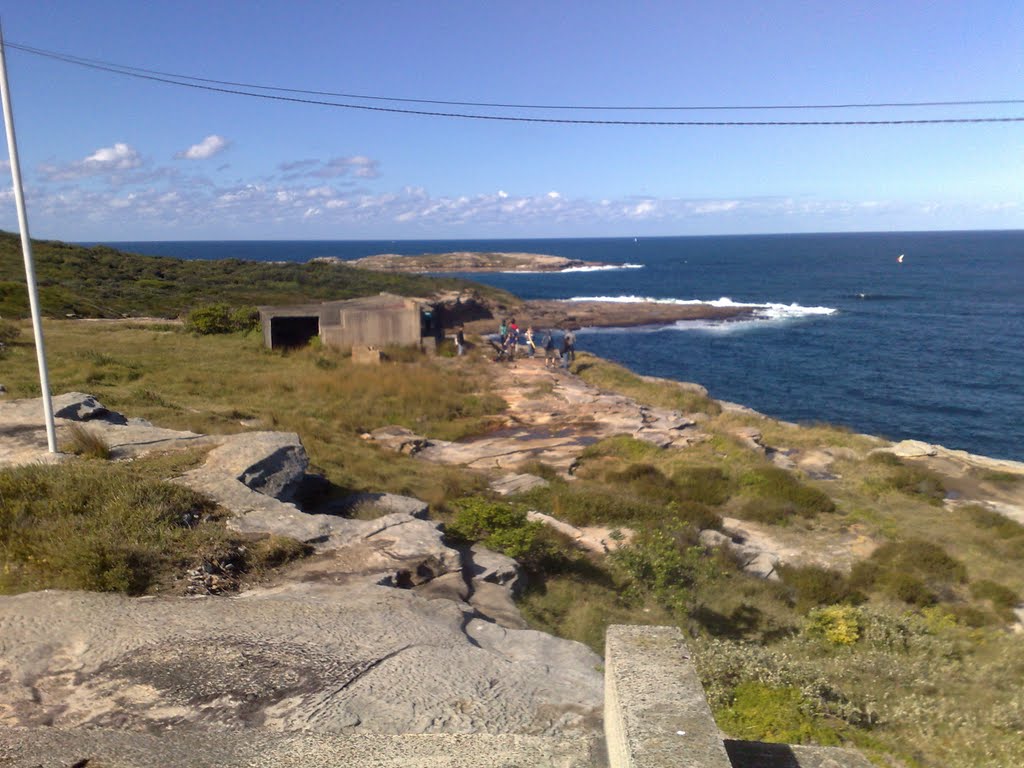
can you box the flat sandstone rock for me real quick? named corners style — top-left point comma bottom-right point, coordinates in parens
top-left (0, 585), bottom-right (603, 741)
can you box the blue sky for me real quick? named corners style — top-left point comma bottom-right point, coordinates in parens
top-left (0, 1), bottom-right (1021, 241)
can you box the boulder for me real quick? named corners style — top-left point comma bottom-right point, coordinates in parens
top-left (888, 440), bottom-right (938, 458)
top-left (52, 392), bottom-right (127, 424)
top-left (200, 431), bottom-right (309, 502)
top-left (467, 544), bottom-right (523, 594)
top-left (367, 425), bottom-right (431, 455)
top-left (489, 473), bottom-right (549, 496)
top-left (699, 527), bottom-right (780, 581)
top-left (468, 581), bottom-right (529, 630)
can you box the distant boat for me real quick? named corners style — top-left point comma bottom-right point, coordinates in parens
top-left (897, 254), bottom-right (905, 263)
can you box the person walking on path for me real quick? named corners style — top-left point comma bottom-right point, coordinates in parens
top-left (455, 326), bottom-right (465, 357)
top-left (508, 319), bottom-right (519, 357)
top-left (561, 328), bottom-right (575, 369)
top-left (563, 328), bottom-right (576, 362)
top-left (543, 331), bottom-right (558, 368)
top-left (524, 326), bottom-right (537, 357)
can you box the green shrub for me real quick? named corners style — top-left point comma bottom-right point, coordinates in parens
top-left (970, 579), bottom-right (1021, 622)
top-left (850, 539), bottom-right (966, 606)
top-left (737, 499), bottom-right (806, 525)
top-left (606, 463), bottom-right (679, 502)
top-left (737, 467), bottom-right (835, 523)
top-left (529, 480), bottom-right (668, 527)
top-left (865, 456), bottom-right (946, 504)
top-left (610, 522), bottom-right (713, 617)
top-left (874, 539), bottom-right (967, 584)
top-left (804, 605), bottom-right (864, 646)
top-left (778, 564), bottom-right (863, 611)
top-left (667, 500), bottom-right (722, 532)
top-left (185, 303), bottom-right (259, 335)
top-left (673, 466), bottom-right (733, 506)
top-left (229, 305), bottom-right (260, 332)
top-left (716, 681), bottom-right (842, 745)
top-left (963, 504), bottom-right (1024, 538)
top-left (888, 466), bottom-right (946, 504)
top-left (867, 451), bottom-right (904, 467)
top-left (445, 496), bottom-right (548, 565)
top-left (884, 572), bottom-right (937, 607)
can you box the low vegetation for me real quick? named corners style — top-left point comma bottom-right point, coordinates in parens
top-left (0, 453), bottom-right (303, 595)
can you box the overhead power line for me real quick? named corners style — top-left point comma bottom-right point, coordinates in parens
top-left (7, 40), bottom-right (1024, 127)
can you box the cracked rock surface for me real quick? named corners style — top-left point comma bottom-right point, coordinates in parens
top-left (0, 585), bottom-right (603, 738)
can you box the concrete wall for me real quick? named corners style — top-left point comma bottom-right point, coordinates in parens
top-left (321, 304), bottom-right (421, 350)
top-left (604, 626), bottom-right (732, 768)
top-left (603, 625), bottom-right (874, 768)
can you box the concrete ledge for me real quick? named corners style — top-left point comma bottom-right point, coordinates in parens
top-left (604, 625), bottom-right (732, 768)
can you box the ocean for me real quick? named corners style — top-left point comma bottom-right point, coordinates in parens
top-left (100, 232), bottom-right (1024, 462)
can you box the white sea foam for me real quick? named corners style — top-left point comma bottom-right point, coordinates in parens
top-left (559, 263), bottom-right (645, 273)
top-left (566, 295), bottom-right (836, 315)
top-left (565, 295), bottom-right (837, 328)
top-left (499, 263), bottom-right (645, 274)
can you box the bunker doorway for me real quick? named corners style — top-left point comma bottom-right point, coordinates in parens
top-left (270, 316), bottom-right (320, 348)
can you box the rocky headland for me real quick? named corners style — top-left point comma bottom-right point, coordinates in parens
top-left (334, 251), bottom-right (622, 273)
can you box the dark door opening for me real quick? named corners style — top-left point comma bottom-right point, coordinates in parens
top-left (270, 316), bottom-right (320, 348)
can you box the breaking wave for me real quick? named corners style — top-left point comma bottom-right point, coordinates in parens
top-left (500, 263), bottom-right (645, 274)
top-left (566, 295), bottom-right (836, 318)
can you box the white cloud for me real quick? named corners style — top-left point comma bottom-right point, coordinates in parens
top-left (310, 156), bottom-right (380, 179)
top-left (177, 135), bottom-right (229, 160)
top-left (40, 142), bottom-right (143, 181)
top-left (84, 143), bottom-right (141, 171)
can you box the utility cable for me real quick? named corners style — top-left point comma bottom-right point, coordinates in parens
top-left (6, 40), bottom-right (1023, 126)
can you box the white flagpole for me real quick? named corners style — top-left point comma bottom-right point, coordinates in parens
top-left (0, 22), bottom-right (57, 453)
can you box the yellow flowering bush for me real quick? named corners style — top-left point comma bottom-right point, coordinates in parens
top-left (804, 605), bottom-right (863, 646)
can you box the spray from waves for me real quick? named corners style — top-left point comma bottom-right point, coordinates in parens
top-left (500, 263), bottom-right (645, 274)
top-left (566, 295), bottom-right (837, 331)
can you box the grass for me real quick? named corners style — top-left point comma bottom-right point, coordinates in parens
top-left (2, 320), bottom-right (504, 507)
top-left (62, 423), bottom-right (112, 459)
top-left (1, 457), bottom-right (219, 594)
top-left (571, 352), bottom-right (722, 415)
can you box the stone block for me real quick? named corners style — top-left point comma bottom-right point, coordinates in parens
top-left (604, 625), bottom-right (731, 768)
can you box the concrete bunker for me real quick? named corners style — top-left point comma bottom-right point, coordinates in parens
top-left (259, 293), bottom-right (443, 353)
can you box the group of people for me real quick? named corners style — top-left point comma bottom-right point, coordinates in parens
top-left (496, 318), bottom-right (575, 367)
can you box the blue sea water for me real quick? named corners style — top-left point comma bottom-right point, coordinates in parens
top-left (100, 232), bottom-right (1024, 462)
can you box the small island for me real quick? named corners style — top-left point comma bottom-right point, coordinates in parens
top-left (335, 251), bottom-right (629, 273)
